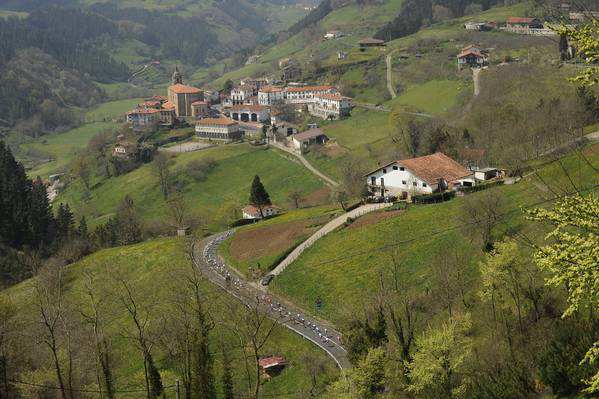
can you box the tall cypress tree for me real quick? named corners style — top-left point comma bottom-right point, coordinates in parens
top-left (248, 175), bottom-right (271, 218)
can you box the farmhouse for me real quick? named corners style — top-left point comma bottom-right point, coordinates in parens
top-left (309, 93), bottom-right (352, 120)
top-left (505, 17), bottom-right (543, 32)
top-left (358, 38), bottom-right (385, 47)
top-left (365, 152), bottom-right (473, 197)
top-left (291, 128), bottom-right (328, 151)
top-left (324, 30), bottom-right (344, 39)
top-left (457, 48), bottom-right (486, 69)
top-left (195, 118), bottom-right (243, 142)
top-left (242, 205), bottom-right (281, 219)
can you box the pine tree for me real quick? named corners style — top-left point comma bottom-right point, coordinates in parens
top-left (29, 176), bottom-right (55, 248)
top-left (56, 203), bottom-right (74, 241)
top-left (248, 175), bottom-right (271, 218)
top-left (77, 216), bottom-right (88, 240)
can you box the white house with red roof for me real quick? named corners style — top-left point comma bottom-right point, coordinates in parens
top-left (457, 44), bottom-right (487, 70)
top-left (365, 152), bottom-right (474, 197)
top-left (226, 104), bottom-right (270, 123)
top-left (258, 86), bottom-right (285, 106)
top-left (242, 204), bottom-right (281, 219)
top-left (284, 85), bottom-right (337, 104)
top-left (309, 93), bottom-right (352, 119)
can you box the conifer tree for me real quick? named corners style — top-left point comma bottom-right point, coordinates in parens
top-left (77, 216), bottom-right (88, 240)
top-left (29, 176), bottom-right (55, 248)
top-left (248, 175), bottom-right (271, 218)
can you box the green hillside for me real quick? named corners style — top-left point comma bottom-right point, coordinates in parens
top-left (56, 143), bottom-right (327, 229)
top-left (3, 237), bottom-right (338, 397)
top-left (271, 145), bottom-right (599, 324)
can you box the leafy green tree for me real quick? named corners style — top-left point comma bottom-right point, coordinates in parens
top-left (407, 314), bottom-right (472, 399)
top-left (526, 194), bottom-right (599, 392)
top-left (248, 175), bottom-right (271, 218)
top-left (353, 347), bottom-right (386, 399)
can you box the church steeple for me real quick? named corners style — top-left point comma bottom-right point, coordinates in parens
top-left (172, 66), bottom-right (183, 85)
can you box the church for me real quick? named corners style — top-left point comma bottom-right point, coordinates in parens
top-left (167, 67), bottom-right (204, 117)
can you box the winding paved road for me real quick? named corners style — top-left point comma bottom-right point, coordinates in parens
top-left (271, 142), bottom-right (339, 186)
top-left (192, 232), bottom-right (351, 369)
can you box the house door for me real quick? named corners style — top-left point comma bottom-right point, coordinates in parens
top-left (380, 178), bottom-right (385, 195)
top-left (371, 176), bottom-right (376, 185)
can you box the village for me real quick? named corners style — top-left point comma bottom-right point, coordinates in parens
top-left (114, 11), bottom-right (574, 221)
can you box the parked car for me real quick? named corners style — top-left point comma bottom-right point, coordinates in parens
top-left (261, 275), bottom-right (275, 286)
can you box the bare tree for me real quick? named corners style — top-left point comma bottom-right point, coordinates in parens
top-left (152, 152), bottom-right (172, 201)
top-left (458, 189), bottom-right (505, 252)
top-left (288, 191), bottom-right (303, 209)
top-left (80, 272), bottom-right (114, 399)
top-left (227, 299), bottom-right (277, 399)
top-left (116, 278), bottom-right (163, 399)
top-left (34, 265), bottom-right (72, 399)
top-left (166, 195), bottom-right (189, 229)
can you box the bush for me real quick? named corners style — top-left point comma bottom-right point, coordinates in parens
top-left (187, 157), bottom-right (218, 181)
top-left (412, 191), bottom-right (455, 204)
top-left (458, 180), bottom-right (504, 194)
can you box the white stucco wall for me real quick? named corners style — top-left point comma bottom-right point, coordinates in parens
top-left (366, 162), bottom-right (435, 195)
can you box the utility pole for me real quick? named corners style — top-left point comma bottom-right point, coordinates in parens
top-left (175, 380), bottom-right (180, 399)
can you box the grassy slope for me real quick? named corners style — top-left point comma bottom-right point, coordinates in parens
top-left (220, 205), bottom-right (343, 276)
top-left (57, 144), bottom-right (326, 229)
top-left (22, 98), bottom-right (142, 177)
top-left (4, 237), bottom-right (338, 397)
top-left (271, 145), bottom-right (599, 324)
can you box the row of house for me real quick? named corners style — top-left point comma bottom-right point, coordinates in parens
top-left (365, 152), bottom-right (501, 198)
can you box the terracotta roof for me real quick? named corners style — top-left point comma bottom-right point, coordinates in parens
top-left (457, 50), bottom-right (484, 59)
top-left (192, 100), bottom-right (208, 106)
top-left (229, 104), bottom-right (267, 112)
top-left (315, 93), bottom-right (352, 101)
top-left (285, 85), bottom-right (335, 93)
top-left (293, 128), bottom-right (327, 142)
top-left (161, 101), bottom-right (175, 110)
top-left (462, 44), bottom-right (482, 51)
top-left (258, 356), bottom-right (288, 369)
top-left (196, 117), bottom-right (237, 126)
top-left (358, 38), bottom-right (385, 44)
top-left (506, 17), bottom-right (538, 24)
top-left (259, 85), bottom-right (283, 93)
top-left (399, 152), bottom-right (472, 185)
top-left (168, 83), bottom-right (203, 94)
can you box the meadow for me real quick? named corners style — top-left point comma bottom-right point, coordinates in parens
top-left (4, 236), bottom-right (339, 397)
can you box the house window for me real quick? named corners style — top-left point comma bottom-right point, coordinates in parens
top-left (413, 182), bottom-right (417, 186)
top-left (393, 166), bottom-right (398, 170)
top-left (422, 183), bottom-right (427, 187)
top-left (400, 167), bottom-right (405, 171)
top-left (402, 180), bottom-right (406, 185)
top-left (382, 168), bottom-right (387, 173)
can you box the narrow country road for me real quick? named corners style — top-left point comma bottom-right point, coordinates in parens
top-left (270, 203), bottom-right (393, 277)
top-left (472, 68), bottom-right (481, 96)
top-left (386, 50), bottom-right (399, 99)
top-left (271, 142), bottom-right (339, 186)
top-left (192, 232), bottom-right (351, 368)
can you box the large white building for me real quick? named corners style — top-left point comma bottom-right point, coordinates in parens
top-left (227, 105), bottom-right (270, 123)
top-left (195, 118), bottom-right (243, 142)
top-left (309, 93), bottom-right (352, 119)
top-left (231, 86), bottom-right (256, 105)
top-left (258, 86), bottom-right (285, 106)
top-left (284, 86), bottom-right (337, 104)
top-left (365, 152), bottom-right (473, 197)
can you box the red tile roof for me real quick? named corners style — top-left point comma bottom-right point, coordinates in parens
top-left (293, 128), bottom-right (327, 142)
top-left (399, 152), bottom-right (472, 185)
top-left (259, 85), bottom-right (283, 93)
top-left (196, 117), bottom-right (237, 126)
top-left (127, 108), bottom-right (161, 115)
top-left (168, 83), bottom-right (203, 94)
top-left (161, 101), bottom-right (175, 110)
top-left (258, 356), bottom-right (288, 369)
top-left (285, 85), bottom-right (335, 93)
top-left (192, 100), bottom-right (208, 106)
top-left (506, 17), bottom-right (538, 24)
top-left (457, 50), bottom-right (484, 59)
top-left (358, 38), bottom-right (385, 44)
